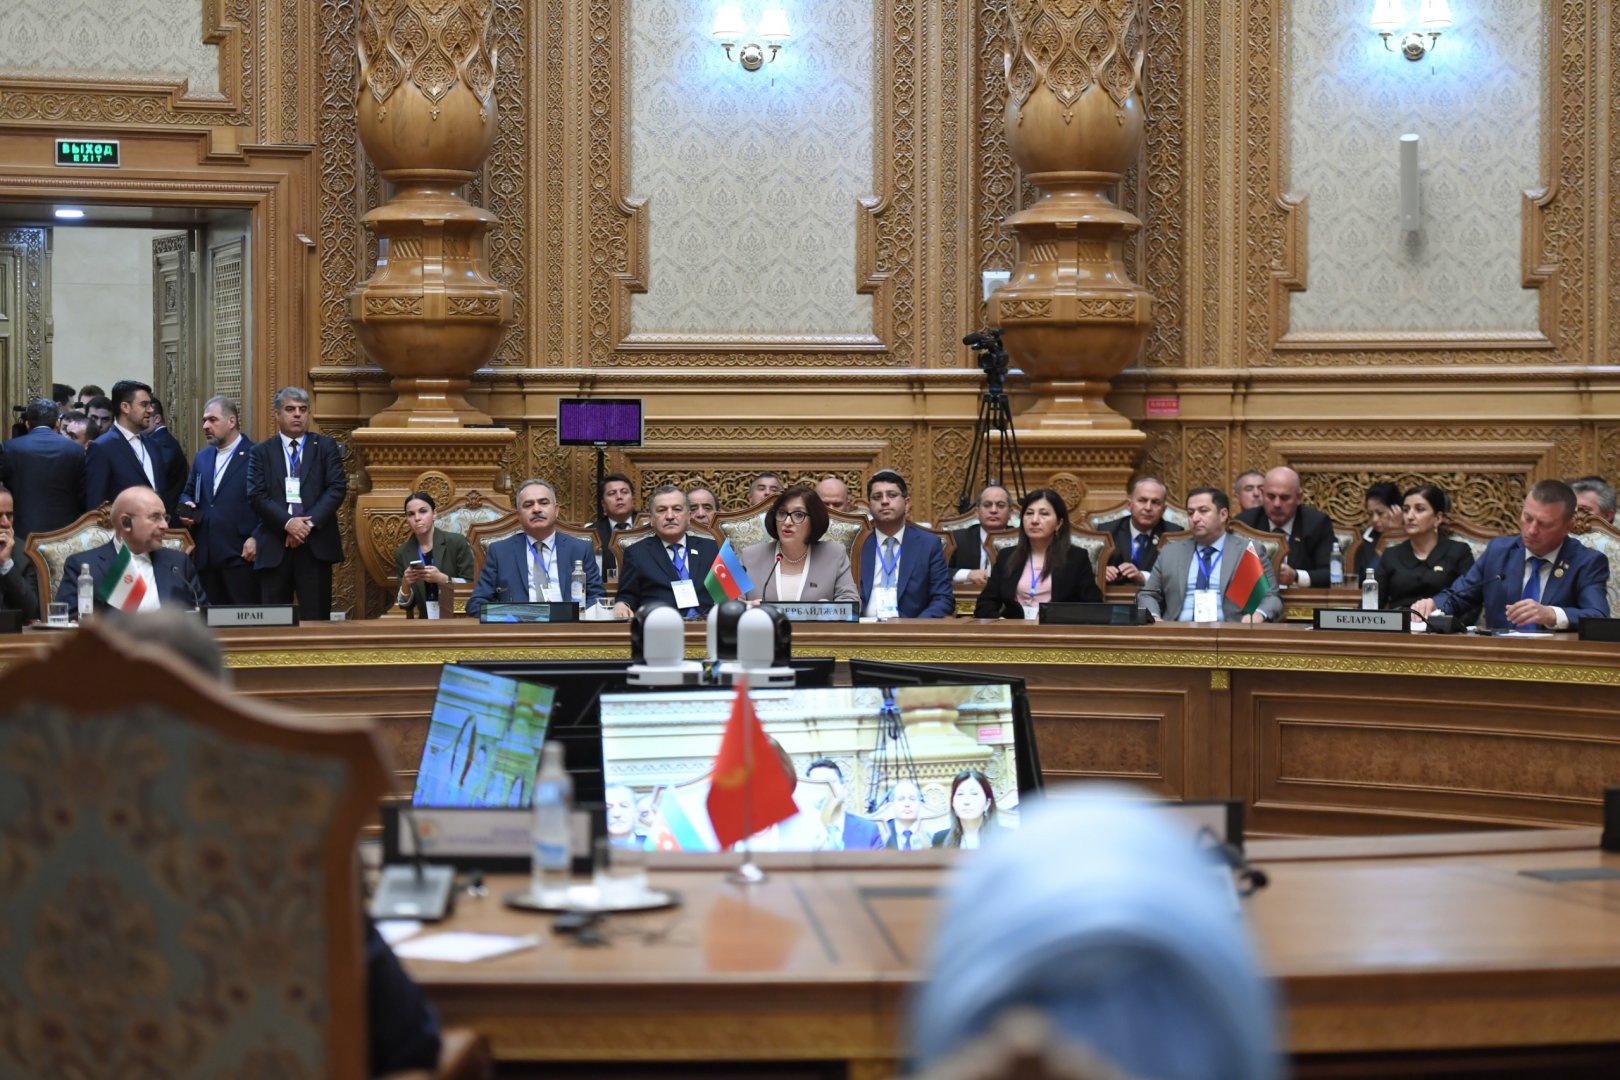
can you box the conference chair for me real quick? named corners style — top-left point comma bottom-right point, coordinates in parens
top-left (1087, 500), bottom-right (1190, 531)
top-left (0, 621), bottom-right (491, 1080)
top-left (430, 489), bottom-right (510, 542)
top-left (985, 526), bottom-right (1115, 595)
top-left (1571, 515), bottom-right (1620, 620)
top-left (712, 499), bottom-right (773, 552)
top-left (24, 503), bottom-right (195, 614)
top-left (937, 506), bottom-right (1021, 533)
top-left (466, 512), bottom-right (602, 585)
top-left (1377, 517), bottom-right (1500, 566)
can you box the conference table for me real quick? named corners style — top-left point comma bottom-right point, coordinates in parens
top-left (13, 614), bottom-right (1601, 836)
top-left (401, 829), bottom-right (1620, 1077)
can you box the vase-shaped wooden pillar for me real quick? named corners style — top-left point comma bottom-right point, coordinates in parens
top-left (993, 0), bottom-right (1152, 509)
top-left (349, 0), bottom-right (515, 429)
top-left (348, 0), bottom-right (516, 601)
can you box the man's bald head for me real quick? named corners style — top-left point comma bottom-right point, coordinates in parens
top-left (1260, 466), bottom-right (1303, 527)
top-left (816, 476), bottom-right (852, 513)
top-left (113, 487), bottom-right (169, 554)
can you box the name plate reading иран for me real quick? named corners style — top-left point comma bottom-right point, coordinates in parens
top-left (205, 605), bottom-right (299, 627)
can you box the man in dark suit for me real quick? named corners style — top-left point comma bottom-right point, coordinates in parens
top-left (881, 779), bottom-right (932, 852)
top-left (179, 395), bottom-right (258, 606)
top-left (859, 470), bottom-right (953, 619)
top-left (54, 486), bottom-right (206, 612)
top-left (83, 379), bottom-right (167, 513)
top-left (467, 479), bottom-right (605, 615)
top-left (245, 386), bottom-right (347, 620)
top-left (0, 485), bottom-right (42, 623)
top-left (805, 759), bottom-right (884, 851)
top-left (1234, 466), bottom-right (1336, 588)
top-left (948, 483), bottom-right (1012, 589)
top-left (1104, 475), bottom-right (1173, 586)
top-left (591, 472), bottom-right (644, 580)
top-left (0, 399), bottom-right (85, 545)
top-left (613, 483), bottom-right (720, 619)
top-left (1416, 480), bottom-right (1610, 631)
top-left (146, 396), bottom-right (190, 516)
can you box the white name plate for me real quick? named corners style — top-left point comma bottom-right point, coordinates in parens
top-left (1313, 608), bottom-right (1409, 633)
top-left (206, 605), bottom-right (299, 627)
top-left (762, 601), bottom-right (859, 623)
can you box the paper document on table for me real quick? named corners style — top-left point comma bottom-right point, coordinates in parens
top-left (393, 931), bottom-right (540, 963)
top-left (375, 919), bottom-right (424, 946)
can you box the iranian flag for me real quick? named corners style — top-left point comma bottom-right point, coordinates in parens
top-left (1224, 542), bottom-right (1272, 616)
top-left (97, 544), bottom-right (147, 613)
top-left (703, 538), bottom-right (754, 605)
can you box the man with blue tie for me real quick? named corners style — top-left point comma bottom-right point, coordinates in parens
top-left (1103, 476), bottom-right (1172, 585)
top-left (1138, 487), bottom-right (1282, 623)
top-left (613, 484), bottom-right (720, 619)
top-left (179, 396), bottom-right (258, 606)
top-left (882, 779), bottom-right (933, 851)
top-left (467, 478), bottom-right (605, 616)
top-left (1415, 480), bottom-right (1609, 631)
top-left (84, 380), bottom-right (167, 513)
top-left (859, 470), bottom-right (954, 619)
top-left (246, 386), bottom-right (347, 620)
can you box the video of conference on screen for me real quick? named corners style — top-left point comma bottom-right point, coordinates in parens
top-left (412, 663), bottom-right (1026, 853)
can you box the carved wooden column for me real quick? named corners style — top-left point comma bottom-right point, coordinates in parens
top-left (348, 0), bottom-right (516, 596)
top-left (994, 1), bottom-right (1152, 509)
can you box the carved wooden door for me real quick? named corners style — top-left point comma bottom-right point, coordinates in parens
top-left (151, 231), bottom-right (199, 447)
top-left (0, 227), bottom-right (51, 426)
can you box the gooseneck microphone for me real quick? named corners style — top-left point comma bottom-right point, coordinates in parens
top-left (169, 564), bottom-right (205, 610)
top-left (758, 553), bottom-right (782, 602)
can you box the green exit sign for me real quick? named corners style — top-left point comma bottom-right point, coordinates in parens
top-left (54, 139), bottom-right (120, 167)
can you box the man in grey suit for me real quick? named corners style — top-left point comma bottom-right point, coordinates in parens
top-left (1138, 486), bottom-right (1281, 623)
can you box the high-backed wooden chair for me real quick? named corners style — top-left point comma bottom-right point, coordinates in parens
top-left (1571, 517), bottom-right (1620, 619)
top-left (1398, 518), bottom-right (1501, 564)
top-left (985, 526), bottom-right (1115, 594)
top-left (1087, 501), bottom-right (1190, 532)
top-left (0, 620), bottom-right (491, 1079)
top-left (432, 489), bottom-right (510, 542)
top-left (713, 499), bottom-right (773, 552)
top-left (937, 506), bottom-right (1021, 534)
top-left (24, 504), bottom-right (196, 613)
top-left (610, 524), bottom-right (718, 573)
top-left (823, 506), bottom-right (871, 572)
top-left (465, 512), bottom-right (602, 584)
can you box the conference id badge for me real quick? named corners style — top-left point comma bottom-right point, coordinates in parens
top-left (542, 584), bottom-right (562, 603)
top-left (1193, 589), bottom-right (1220, 623)
top-left (1022, 603), bottom-right (1040, 621)
top-left (872, 587), bottom-right (899, 619)
top-left (424, 601), bottom-right (441, 621)
top-left (283, 477), bottom-right (302, 504)
top-left (671, 579), bottom-right (699, 609)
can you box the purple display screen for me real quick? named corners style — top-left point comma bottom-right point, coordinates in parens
top-left (557, 398), bottom-right (644, 446)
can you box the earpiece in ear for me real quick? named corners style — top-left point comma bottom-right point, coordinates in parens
top-left (121, 516), bottom-right (133, 529)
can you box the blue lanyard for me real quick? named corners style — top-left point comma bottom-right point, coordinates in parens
top-left (419, 544), bottom-right (435, 568)
top-left (1028, 558), bottom-right (1044, 596)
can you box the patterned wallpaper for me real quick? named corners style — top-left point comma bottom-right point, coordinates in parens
top-left (0, 0), bottom-right (220, 95)
top-left (1286, 0), bottom-right (1542, 333)
top-left (627, 0), bottom-right (874, 336)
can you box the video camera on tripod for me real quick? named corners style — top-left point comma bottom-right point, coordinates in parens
top-left (963, 329), bottom-right (1011, 393)
top-left (956, 327), bottom-right (1026, 513)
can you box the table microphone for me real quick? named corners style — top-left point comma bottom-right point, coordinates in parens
top-left (169, 565), bottom-right (204, 611)
top-left (371, 806), bottom-right (457, 922)
top-left (757, 553), bottom-right (781, 602)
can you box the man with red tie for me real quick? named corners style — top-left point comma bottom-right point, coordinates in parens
top-left (245, 386), bottom-right (347, 620)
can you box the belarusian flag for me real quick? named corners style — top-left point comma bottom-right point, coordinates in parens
top-left (97, 544), bottom-right (147, 612)
top-left (703, 538), bottom-right (754, 605)
top-left (1224, 542), bottom-right (1271, 616)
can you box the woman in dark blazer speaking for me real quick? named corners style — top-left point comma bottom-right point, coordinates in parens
top-left (974, 488), bottom-right (1102, 619)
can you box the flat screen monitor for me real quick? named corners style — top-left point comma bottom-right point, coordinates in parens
top-left (412, 664), bottom-right (557, 808)
top-left (557, 397), bottom-right (644, 446)
top-left (460, 658), bottom-right (839, 805)
top-left (848, 658), bottom-right (1044, 798)
top-left (598, 681), bottom-right (1030, 853)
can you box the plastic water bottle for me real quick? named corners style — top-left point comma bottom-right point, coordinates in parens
top-left (76, 563), bottom-right (94, 621)
top-left (530, 742), bottom-right (572, 901)
top-left (570, 559), bottom-right (586, 605)
top-left (1329, 542), bottom-right (1344, 587)
top-left (1361, 568), bottom-right (1379, 610)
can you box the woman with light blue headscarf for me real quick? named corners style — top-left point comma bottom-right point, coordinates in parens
top-left (908, 787), bottom-right (1280, 1079)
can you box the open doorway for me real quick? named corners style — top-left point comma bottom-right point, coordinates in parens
top-left (0, 202), bottom-right (252, 455)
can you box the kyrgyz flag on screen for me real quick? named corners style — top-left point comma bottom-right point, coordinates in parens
top-left (97, 544), bottom-right (147, 613)
top-left (703, 538), bottom-right (754, 604)
top-left (705, 683), bottom-right (799, 849)
top-left (1224, 542), bottom-right (1272, 616)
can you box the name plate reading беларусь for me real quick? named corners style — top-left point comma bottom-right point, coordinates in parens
top-left (205, 605), bottom-right (299, 627)
top-left (1313, 608), bottom-right (1410, 633)
top-left (762, 601), bottom-right (859, 623)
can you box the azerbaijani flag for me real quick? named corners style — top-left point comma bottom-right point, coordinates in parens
top-left (1224, 542), bottom-right (1272, 616)
top-left (97, 544), bottom-right (147, 613)
top-left (702, 538), bottom-right (754, 604)
top-left (705, 683), bottom-right (799, 849)
top-left (647, 781), bottom-right (718, 852)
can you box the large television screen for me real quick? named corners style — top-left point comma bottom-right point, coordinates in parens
top-left (598, 683), bottom-right (1027, 853)
top-left (412, 664), bottom-right (557, 808)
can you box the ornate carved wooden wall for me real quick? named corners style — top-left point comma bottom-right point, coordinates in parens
top-left (4, 0), bottom-right (1618, 614)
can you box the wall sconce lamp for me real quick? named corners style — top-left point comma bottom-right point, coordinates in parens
top-left (1371, 0), bottom-right (1452, 61)
top-left (712, 5), bottom-right (791, 71)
